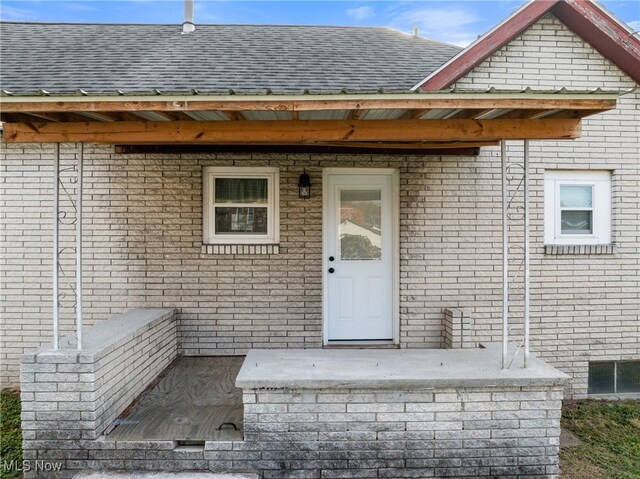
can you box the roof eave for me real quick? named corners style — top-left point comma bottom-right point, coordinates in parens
top-left (415, 0), bottom-right (640, 91)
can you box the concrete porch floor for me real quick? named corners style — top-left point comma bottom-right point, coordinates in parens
top-left (106, 356), bottom-right (245, 442)
top-left (236, 343), bottom-right (570, 389)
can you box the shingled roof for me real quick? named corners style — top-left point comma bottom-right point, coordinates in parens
top-left (0, 22), bottom-right (461, 95)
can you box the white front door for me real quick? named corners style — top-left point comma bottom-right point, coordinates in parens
top-left (324, 170), bottom-right (397, 341)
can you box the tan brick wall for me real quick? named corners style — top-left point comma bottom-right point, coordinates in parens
top-left (452, 14), bottom-right (640, 397)
top-left (1, 15), bottom-right (639, 397)
top-left (2, 150), bottom-right (503, 382)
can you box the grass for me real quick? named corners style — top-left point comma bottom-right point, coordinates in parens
top-left (0, 388), bottom-right (23, 479)
top-left (560, 399), bottom-right (640, 479)
top-left (0, 389), bottom-right (637, 479)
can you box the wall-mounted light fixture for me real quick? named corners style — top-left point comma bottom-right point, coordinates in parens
top-left (298, 170), bottom-right (311, 199)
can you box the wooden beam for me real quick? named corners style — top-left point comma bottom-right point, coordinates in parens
top-left (114, 144), bottom-right (483, 156)
top-left (8, 111), bottom-right (88, 122)
top-left (317, 141), bottom-right (499, 149)
top-left (0, 113), bottom-right (55, 123)
top-left (543, 109), bottom-right (606, 119)
top-left (2, 119), bottom-right (582, 144)
top-left (0, 97), bottom-right (617, 113)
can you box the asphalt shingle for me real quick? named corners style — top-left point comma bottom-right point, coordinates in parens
top-left (0, 22), bottom-right (461, 95)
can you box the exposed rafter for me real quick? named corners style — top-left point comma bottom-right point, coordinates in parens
top-left (0, 94), bottom-right (618, 114)
top-left (3, 118), bottom-right (582, 144)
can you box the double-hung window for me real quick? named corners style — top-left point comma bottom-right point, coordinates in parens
top-left (544, 171), bottom-right (611, 245)
top-left (203, 167), bottom-right (279, 244)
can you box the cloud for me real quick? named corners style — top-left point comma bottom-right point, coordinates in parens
top-left (0, 5), bottom-right (39, 21)
top-left (627, 19), bottom-right (640, 30)
top-left (347, 6), bottom-right (374, 21)
top-left (387, 4), bottom-right (481, 47)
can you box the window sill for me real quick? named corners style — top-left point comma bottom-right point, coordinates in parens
top-left (544, 244), bottom-right (616, 255)
top-left (201, 244), bottom-right (280, 255)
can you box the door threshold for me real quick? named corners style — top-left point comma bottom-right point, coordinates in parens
top-left (324, 340), bottom-right (399, 349)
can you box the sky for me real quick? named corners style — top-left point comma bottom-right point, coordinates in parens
top-left (1, 0), bottom-right (638, 48)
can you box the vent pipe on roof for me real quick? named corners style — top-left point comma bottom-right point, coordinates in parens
top-left (412, 25), bottom-right (419, 37)
top-left (183, 0), bottom-right (195, 34)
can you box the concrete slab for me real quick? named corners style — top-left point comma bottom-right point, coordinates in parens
top-left (236, 343), bottom-right (571, 390)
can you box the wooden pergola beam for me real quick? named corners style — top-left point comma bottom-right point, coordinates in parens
top-left (0, 97), bottom-right (617, 113)
top-left (544, 109), bottom-right (607, 119)
top-left (114, 144), bottom-right (484, 156)
top-left (2, 118), bottom-right (582, 144)
top-left (315, 141), bottom-right (499, 149)
top-left (0, 111), bottom-right (90, 122)
top-left (1, 112), bottom-right (57, 123)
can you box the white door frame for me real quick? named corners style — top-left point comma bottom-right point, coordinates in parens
top-left (322, 167), bottom-right (400, 345)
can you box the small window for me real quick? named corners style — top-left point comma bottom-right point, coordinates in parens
top-left (544, 171), bottom-right (611, 245)
top-left (203, 167), bottom-right (279, 244)
top-left (588, 361), bottom-right (640, 395)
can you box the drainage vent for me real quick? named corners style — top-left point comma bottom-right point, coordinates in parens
top-left (175, 440), bottom-right (205, 449)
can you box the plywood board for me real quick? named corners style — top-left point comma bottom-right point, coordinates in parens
top-left (107, 356), bottom-right (245, 441)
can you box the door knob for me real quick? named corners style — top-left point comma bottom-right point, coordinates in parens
top-left (329, 256), bottom-right (335, 262)
top-left (328, 268), bottom-right (335, 273)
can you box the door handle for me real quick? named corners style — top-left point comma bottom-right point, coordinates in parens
top-left (329, 256), bottom-right (335, 262)
top-left (328, 268), bottom-right (335, 274)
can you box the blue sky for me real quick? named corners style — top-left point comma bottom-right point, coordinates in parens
top-left (1, 1), bottom-right (638, 47)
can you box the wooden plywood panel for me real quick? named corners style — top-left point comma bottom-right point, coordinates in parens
top-left (107, 356), bottom-right (245, 441)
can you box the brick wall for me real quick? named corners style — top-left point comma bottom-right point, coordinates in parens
top-left (1, 148), bottom-right (513, 383)
top-left (18, 379), bottom-right (566, 478)
top-left (452, 14), bottom-right (640, 397)
top-left (443, 308), bottom-right (474, 349)
top-left (1, 14), bottom-right (639, 397)
top-left (20, 308), bottom-right (177, 477)
top-left (230, 385), bottom-right (564, 478)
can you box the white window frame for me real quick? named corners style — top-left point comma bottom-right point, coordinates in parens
top-left (544, 170), bottom-right (611, 245)
top-left (203, 167), bottom-right (279, 244)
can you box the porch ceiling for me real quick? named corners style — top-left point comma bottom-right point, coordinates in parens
top-left (0, 90), bottom-right (621, 149)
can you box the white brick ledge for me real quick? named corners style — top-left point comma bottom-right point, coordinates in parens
top-left (544, 244), bottom-right (616, 255)
top-left (201, 244), bottom-right (280, 255)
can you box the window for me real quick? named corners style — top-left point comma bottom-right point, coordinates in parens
top-left (588, 361), bottom-right (640, 394)
top-left (544, 171), bottom-right (611, 245)
top-left (203, 167), bottom-right (279, 244)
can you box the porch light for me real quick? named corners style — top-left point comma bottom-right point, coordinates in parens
top-left (298, 170), bottom-right (311, 199)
